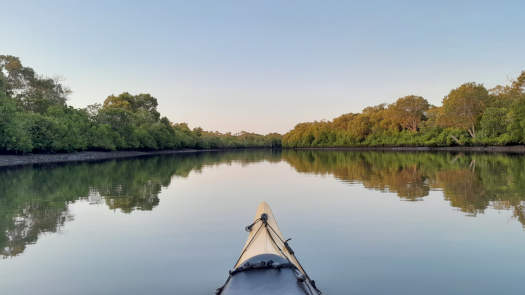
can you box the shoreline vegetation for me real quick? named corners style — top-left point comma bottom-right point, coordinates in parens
top-left (283, 71), bottom-right (525, 148)
top-left (2, 54), bottom-right (525, 155)
top-left (0, 55), bottom-right (281, 154)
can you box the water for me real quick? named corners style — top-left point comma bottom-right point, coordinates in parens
top-left (1, 150), bottom-right (524, 294)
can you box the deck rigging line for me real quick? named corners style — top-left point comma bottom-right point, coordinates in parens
top-left (217, 213), bottom-right (322, 295)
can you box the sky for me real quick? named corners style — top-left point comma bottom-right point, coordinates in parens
top-left (2, 0), bottom-right (525, 134)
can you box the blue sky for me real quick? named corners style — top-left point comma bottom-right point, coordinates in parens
top-left (2, 0), bottom-right (525, 134)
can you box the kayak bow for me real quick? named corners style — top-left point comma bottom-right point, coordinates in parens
top-left (216, 202), bottom-right (321, 295)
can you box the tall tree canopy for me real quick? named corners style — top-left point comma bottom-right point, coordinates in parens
top-left (283, 72), bottom-right (525, 148)
top-left (390, 95), bottom-right (430, 132)
top-left (103, 92), bottom-right (160, 120)
top-left (0, 55), bottom-right (280, 153)
top-left (438, 82), bottom-right (489, 138)
top-left (0, 55), bottom-right (70, 113)
top-left (3, 54), bottom-right (525, 152)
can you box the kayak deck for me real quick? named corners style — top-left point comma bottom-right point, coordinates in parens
top-left (217, 202), bottom-right (321, 295)
top-left (234, 202), bottom-right (304, 272)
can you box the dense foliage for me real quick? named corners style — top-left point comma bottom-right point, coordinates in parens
top-left (0, 55), bottom-right (281, 153)
top-left (283, 73), bottom-right (525, 147)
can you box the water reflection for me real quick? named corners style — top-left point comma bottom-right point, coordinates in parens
top-left (1, 149), bottom-right (525, 258)
top-left (283, 150), bottom-right (525, 223)
top-left (0, 150), bottom-right (281, 258)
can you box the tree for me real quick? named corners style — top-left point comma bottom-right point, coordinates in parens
top-left (510, 71), bottom-right (525, 95)
top-left (103, 92), bottom-right (160, 119)
top-left (349, 115), bottom-right (371, 140)
top-left (508, 98), bottom-right (525, 143)
top-left (439, 82), bottom-right (489, 138)
top-left (0, 55), bottom-right (70, 113)
top-left (479, 107), bottom-right (508, 138)
top-left (134, 93), bottom-right (160, 120)
top-left (0, 70), bottom-right (7, 99)
top-left (362, 104), bottom-right (396, 133)
top-left (1, 55), bottom-right (283, 153)
top-left (488, 71), bottom-right (525, 107)
top-left (0, 96), bottom-right (32, 152)
top-left (389, 95), bottom-right (430, 131)
top-left (96, 107), bottom-right (139, 149)
top-left (103, 92), bottom-right (134, 109)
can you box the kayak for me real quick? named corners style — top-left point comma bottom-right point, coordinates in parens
top-left (216, 202), bottom-right (321, 295)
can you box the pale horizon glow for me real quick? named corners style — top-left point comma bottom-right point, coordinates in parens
top-left (2, 0), bottom-right (525, 134)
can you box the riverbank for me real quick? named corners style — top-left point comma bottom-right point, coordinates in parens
top-left (0, 149), bottom-right (218, 168)
top-left (291, 145), bottom-right (525, 153)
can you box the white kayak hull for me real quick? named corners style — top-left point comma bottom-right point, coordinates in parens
top-left (216, 202), bottom-right (321, 295)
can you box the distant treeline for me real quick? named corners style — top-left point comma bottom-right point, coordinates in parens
top-left (0, 55), bottom-right (281, 153)
top-left (283, 71), bottom-right (525, 147)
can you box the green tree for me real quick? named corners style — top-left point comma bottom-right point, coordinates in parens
top-left (509, 71), bottom-right (525, 96)
top-left (508, 98), bottom-right (525, 143)
top-left (0, 55), bottom-right (70, 113)
top-left (479, 107), bottom-right (508, 138)
top-left (0, 96), bottom-right (32, 152)
top-left (389, 95), bottom-right (430, 131)
top-left (103, 92), bottom-right (160, 119)
top-left (96, 107), bottom-right (139, 149)
top-left (439, 82), bottom-right (489, 138)
top-left (0, 69), bottom-right (8, 99)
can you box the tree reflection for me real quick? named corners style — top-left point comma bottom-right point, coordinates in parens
top-left (283, 150), bottom-right (525, 224)
top-left (282, 151), bottom-right (432, 200)
top-left (2, 149), bottom-right (525, 258)
top-left (0, 150), bottom-right (281, 258)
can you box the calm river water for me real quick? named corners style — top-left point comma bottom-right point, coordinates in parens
top-left (1, 150), bottom-right (524, 294)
